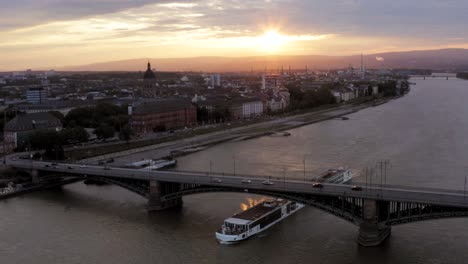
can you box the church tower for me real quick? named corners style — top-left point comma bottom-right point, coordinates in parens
top-left (143, 61), bottom-right (157, 98)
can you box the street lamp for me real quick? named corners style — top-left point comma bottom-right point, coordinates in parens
top-left (303, 154), bottom-right (313, 183)
top-left (209, 160), bottom-right (213, 175)
top-left (464, 176), bottom-right (467, 202)
top-left (233, 154), bottom-right (236, 176)
top-left (283, 166), bottom-right (286, 190)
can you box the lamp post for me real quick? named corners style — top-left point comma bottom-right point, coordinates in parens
top-left (303, 154), bottom-right (312, 183)
top-left (2, 110), bottom-right (6, 164)
top-left (464, 176), bottom-right (467, 202)
top-left (232, 154), bottom-right (236, 176)
top-left (303, 158), bottom-right (306, 182)
top-left (283, 166), bottom-right (286, 190)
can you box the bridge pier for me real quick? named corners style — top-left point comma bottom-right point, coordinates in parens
top-left (357, 200), bottom-right (391, 247)
top-left (147, 180), bottom-right (183, 211)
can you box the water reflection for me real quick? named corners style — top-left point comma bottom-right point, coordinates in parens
top-left (2, 79), bottom-right (468, 263)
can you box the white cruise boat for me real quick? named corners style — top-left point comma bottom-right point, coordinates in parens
top-left (216, 199), bottom-right (304, 243)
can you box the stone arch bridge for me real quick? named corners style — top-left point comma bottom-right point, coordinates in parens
top-left (8, 159), bottom-right (468, 247)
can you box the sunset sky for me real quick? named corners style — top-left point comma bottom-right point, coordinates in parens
top-left (2, 0), bottom-right (468, 70)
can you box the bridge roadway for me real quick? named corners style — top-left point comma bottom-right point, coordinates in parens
top-left (8, 159), bottom-right (468, 209)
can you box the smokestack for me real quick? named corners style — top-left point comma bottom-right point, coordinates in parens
top-left (261, 74), bottom-right (266, 90)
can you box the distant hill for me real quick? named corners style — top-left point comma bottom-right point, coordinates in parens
top-left (58, 48), bottom-right (468, 72)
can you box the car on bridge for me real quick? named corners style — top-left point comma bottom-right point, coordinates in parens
top-left (351, 185), bottom-right (362, 191)
top-left (312, 182), bottom-right (323, 188)
top-left (241, 179), bottom-right (252, 184)
top-left (262, 180), bottom-right (274, 185)
top-left (104, 166), bottom-right (111, 170)
top-left (212, 178), bottom-right (222, 183)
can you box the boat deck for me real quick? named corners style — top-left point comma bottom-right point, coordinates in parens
top-left (231, 199), bottom-right (287, 222)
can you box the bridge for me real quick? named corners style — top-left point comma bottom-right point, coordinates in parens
top-left (6, 157), bottom-right (468, 247)
top-left (409, 73), bottom-right (457, 80)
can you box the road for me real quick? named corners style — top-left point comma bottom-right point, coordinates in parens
top-left (8, 157), bottom-right (468, 209)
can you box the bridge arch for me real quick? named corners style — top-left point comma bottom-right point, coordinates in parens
top-left (40, 174), bottom-right (149, 198)
top-left (161, 185), bottom-right (364, 225)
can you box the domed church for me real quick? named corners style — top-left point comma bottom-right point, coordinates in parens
top-left (142, 61), bottom-right (158, 98)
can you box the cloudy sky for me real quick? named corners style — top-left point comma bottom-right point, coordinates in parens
top-left (1, 0), bottom-right (468, 70)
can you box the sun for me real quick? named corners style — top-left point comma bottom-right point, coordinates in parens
top-left (257, 30), bottom-right (288, 53)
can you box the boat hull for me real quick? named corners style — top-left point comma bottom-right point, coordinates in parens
top-left (216, 202), bottom-right (304, 243)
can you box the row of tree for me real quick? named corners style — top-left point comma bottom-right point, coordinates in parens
top-left (286, 81), bottom-right (337, 111)
top-left (197, 106), bottom-right (231, 123)
top-left (64, 102), bottom-right (129, 130)
top-left (456, 72), bottom-right (468, 80)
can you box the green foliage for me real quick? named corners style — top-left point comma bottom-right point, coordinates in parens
top-left (118, 125), bottom-right (133, 142)
top-left (457, 72), bottom-right (468, 80)
top-left (378, 80), bottom-right (398, 97)
top-left (286, 81), bottom-right (336, 111)
top-left (196, 105), bottom-right (231, 123)
top-left (64, 102), bottom-right (128, 130)
top-left (94, 123), bottom-right (115, 139)
top-left (60, 127), bottom-right (89, 144)
top-left (48, 111), bottom-right (65, 123)
top-left (212, 106), bottom-right (231, 122)
top-left (28, 126), bottom-right (89, 151)
top-left (197, 107), bottom-right (210, 122)
top-left (29, 130), bottom-right (63, 150)
top-left (0, 110), bottom-right (17, 135)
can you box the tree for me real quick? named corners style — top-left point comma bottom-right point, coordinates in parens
top-left (119, 125), bottom-right (133, 142)
top-left (48, 111), bottom-right (65, 123)
top-left (64, 103), bottom-right (129, 130)
top-left (29, 130), bottom-right (65, 160)
top-left (378, 80), bottom-right (398, 97)
top-left (64, 107), bottom-right (94, 127)
top-left (60, 126), bottom-right (89, 144)
top-left (197, 106), bottom-right (210, 123)
top-left (94, 123), bottom-right (115, 140)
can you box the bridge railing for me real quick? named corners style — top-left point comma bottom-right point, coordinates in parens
top-left (169, 169), bottom-right (318, 183)
top-left (169, 170), bottom-right (466, 194)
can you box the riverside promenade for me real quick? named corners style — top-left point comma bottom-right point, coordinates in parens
top-left (82, 97), bottom-right (391, 166)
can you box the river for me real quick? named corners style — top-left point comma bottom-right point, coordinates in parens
top-left (1, 78), bottom-right (468, 264)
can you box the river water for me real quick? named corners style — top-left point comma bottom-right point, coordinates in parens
top-left (1, 78), bottom-right (468, 264)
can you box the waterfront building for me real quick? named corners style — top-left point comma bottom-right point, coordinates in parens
top-left (229, 97), bottom-right (264, 119)
top-left (129, 98), bottom-right (197, 134)
top-left (260, 73), bottom-right (290, 112)
top-left (4, 112), bottom-right (62, 150)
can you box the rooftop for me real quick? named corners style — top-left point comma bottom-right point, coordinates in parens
top-left (5, 112), bottom-right (62, 132)
top-left (229, 199), bottom-right (287, 222)
top-left (133, 98), bottom-right (194, 115)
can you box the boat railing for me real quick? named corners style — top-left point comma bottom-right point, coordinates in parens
top-left (218, 227), bottom-right (246, 235)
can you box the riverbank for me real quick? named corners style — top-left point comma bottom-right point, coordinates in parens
top-left (87, 95), bottom-right (397, 166)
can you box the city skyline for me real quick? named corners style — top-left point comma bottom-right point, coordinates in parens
top-left (2, 0), bottom-right (468, 70)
